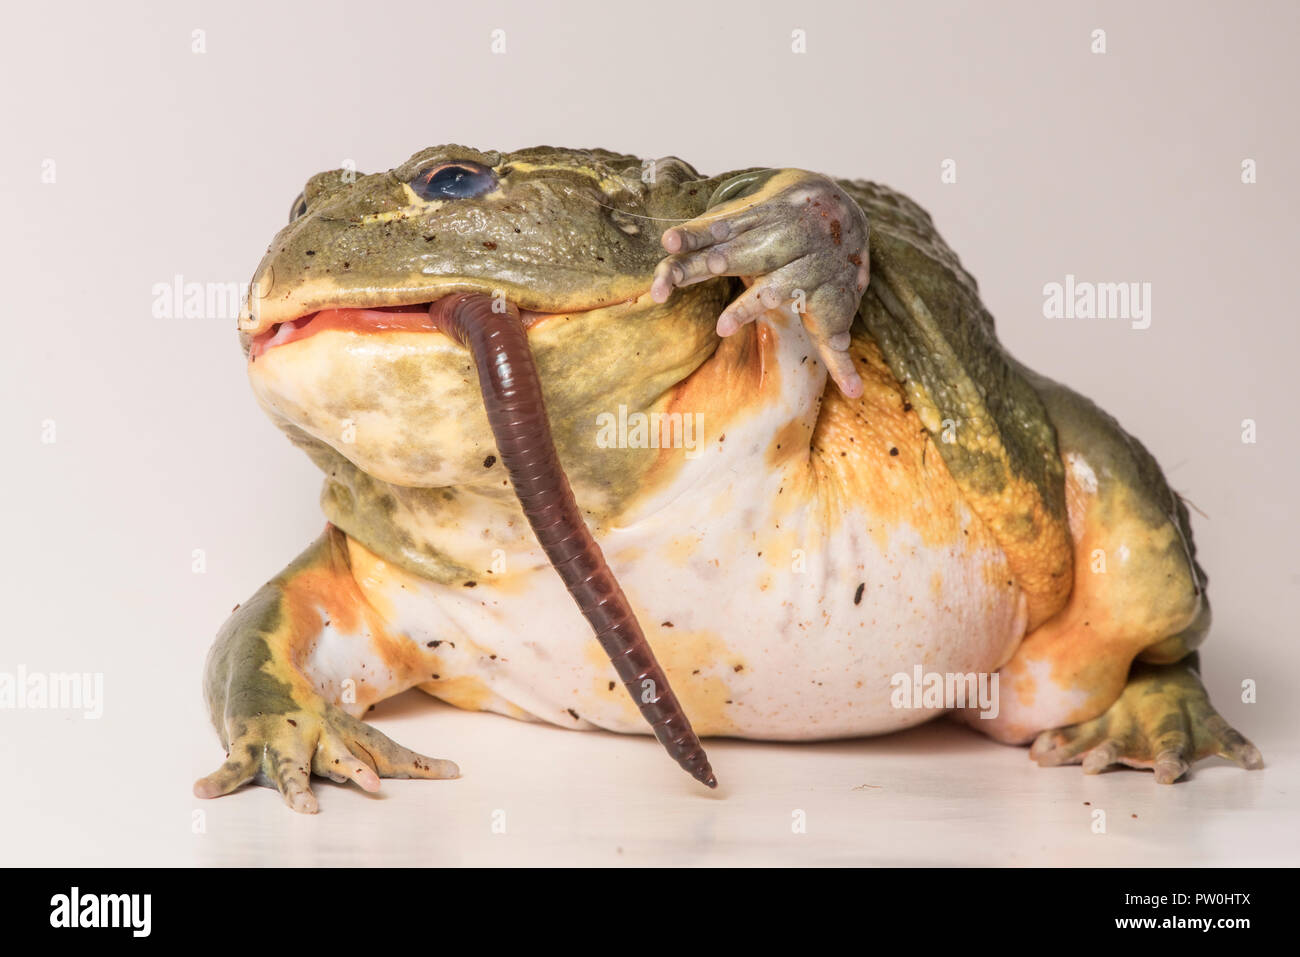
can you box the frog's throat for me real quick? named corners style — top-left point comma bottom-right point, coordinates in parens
top-left (426, 292), bottom-right (717, 790)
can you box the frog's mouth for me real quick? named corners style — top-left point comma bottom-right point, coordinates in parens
top-left (248, 301), bottom-right (564, 360)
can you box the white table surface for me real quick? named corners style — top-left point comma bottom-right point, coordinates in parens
top-left (4, 672), bottom-right (1291, 867)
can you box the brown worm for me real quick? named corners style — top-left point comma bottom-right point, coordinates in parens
top-left (428, 293), bottom-right (717, 789)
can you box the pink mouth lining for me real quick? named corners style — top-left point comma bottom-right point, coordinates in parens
top-left (249, 303), bottom-right (551, 359)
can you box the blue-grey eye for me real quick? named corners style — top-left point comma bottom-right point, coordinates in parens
top-left (411, 162), bottom-right (497, 201)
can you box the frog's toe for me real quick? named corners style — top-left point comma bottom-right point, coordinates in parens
top-left (327, 708), bottom-right (461, 782)
top-left (1029, 722), bottom-right (1107, 768)
top-left (192, 749), bottom-right (260, 801)
top-left (1197, 708), bottom-right (1265, 771)
top-left (1148, 718), bottom-right (1198, 783)
top-left (314, 734), bottom-right (382, 790)
top-left (262, 747), bottom-right (319, 813)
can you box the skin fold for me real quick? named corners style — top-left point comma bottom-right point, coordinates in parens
top-left (198, 145), bottom-right (1262, 812)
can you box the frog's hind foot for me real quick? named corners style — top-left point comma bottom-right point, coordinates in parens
top-left (1029, 654), bottom-right (1263, 784)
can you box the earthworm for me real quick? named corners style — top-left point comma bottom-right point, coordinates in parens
top-left (428, 293), bottom-right (717, 789)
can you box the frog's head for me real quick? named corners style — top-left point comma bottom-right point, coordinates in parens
top-left (241, 145), bottom-right (730, 496)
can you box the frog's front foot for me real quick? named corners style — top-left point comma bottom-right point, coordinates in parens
top-left (195, 699), bottom-right (459, 814)
top-left (1029, 655), bottom-right (1264, 784)
top-left (652, 170), bottom-right (870, 397)
top-left (195, 528), bottom-right (459, 813)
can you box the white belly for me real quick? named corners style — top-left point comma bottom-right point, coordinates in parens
top-left (345, 464), bottom-right (1027, 740)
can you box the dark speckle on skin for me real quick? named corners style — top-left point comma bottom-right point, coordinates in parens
top-left (566, 708), bottom-right (579, 720)
top-left (889, 447), bottom-right (899, 456)
top-left (464, 581), bottom-right (477, 588)
top-left (854, 582), bottom-right (865, 605)
top-left (483, 454), bottom-right (497, 468)
top-left (661, 621), bottom-right (674, 628)
top-left (427, 640), bottom-right (441, 648)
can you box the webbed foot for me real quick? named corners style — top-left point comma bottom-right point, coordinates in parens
top-left (652, 169), bottom-right (870, 397)
top-left (1030, 655), bottom-right (1263, 783)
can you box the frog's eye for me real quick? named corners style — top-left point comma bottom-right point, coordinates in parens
top-left (288, 192), bottom-right (308, 223)
top-left (410, 162), bottom-right (498, 201)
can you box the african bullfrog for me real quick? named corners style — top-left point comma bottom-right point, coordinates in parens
top-left (196, 145), bottom-right (1262, 812)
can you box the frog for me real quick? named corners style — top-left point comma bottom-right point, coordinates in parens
top-left (196, 145), bottom-right (1263, 812)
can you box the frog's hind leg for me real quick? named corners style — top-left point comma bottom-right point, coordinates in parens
top-left (966, 370), bottom-right (1262, 782)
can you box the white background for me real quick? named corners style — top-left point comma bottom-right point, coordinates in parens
top-left (1, 0), bottom-right (1296, 865)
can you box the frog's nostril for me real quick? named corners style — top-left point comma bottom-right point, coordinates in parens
top-left (253, 264), bottom-right (275, 299)
top-left (240, 265), bottom-right (276, 331)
